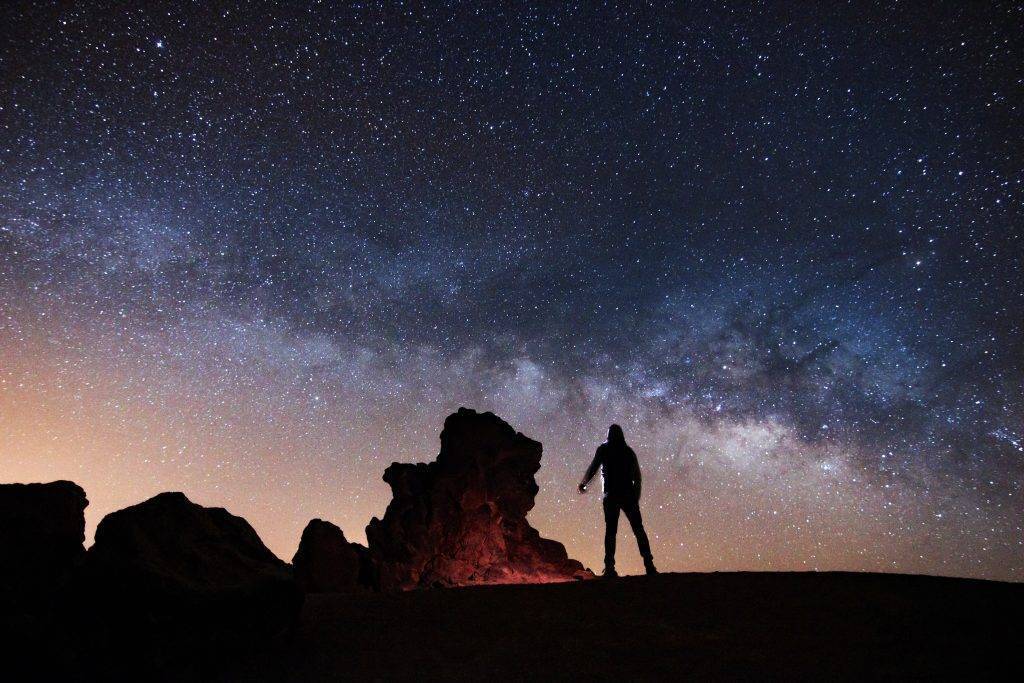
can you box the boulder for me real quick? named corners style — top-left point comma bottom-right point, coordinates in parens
top-left (0, 480), bottom-right (89, 676)
top-left (293, 518), bottom-right (374, 592)
top-left (72, 491), bottom-right (302, 677)
top-left (0, 480), bottom-right (87, 604)
top-left (366, 408), bottom-right (593, 589)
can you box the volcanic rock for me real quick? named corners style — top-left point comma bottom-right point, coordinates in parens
top-left (366, 408), bottom-right (593, 589)
top-left (72, 491), bottom-right (302, 677)
top-left (293, 518), bottom-right (374, 592)
top-left (0, 480), bottom-right (88, 605)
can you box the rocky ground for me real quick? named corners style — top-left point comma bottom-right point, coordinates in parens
top-left (220, 570), bottom-right (1024, 681)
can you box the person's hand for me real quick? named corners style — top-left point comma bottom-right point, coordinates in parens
top-left (577, 482), bottom-right (587, 494)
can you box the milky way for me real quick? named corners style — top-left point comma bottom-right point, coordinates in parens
top-left (1, 2), bottom-right (1021, 580)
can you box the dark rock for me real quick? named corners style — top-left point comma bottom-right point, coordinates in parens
top-left (72, 491), bottom-right (302, 678)
top-left (0, 480), bottom-right (87, 605)
top-left (0, 480), bottom-right (88, 676)
top-left (366, 408), bottom-right (593, 589)
top-left (293, 518), bottom-right (374, 592)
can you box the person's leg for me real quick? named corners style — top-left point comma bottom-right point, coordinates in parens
top-left (602, 497), bottom-right (620, 574)
top-left (622, 498), bottom-right (655, 569)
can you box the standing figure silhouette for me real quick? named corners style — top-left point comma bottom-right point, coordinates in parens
top-left (578, 424), bottom-right (657, 577)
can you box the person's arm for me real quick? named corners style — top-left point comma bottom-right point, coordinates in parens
top-left (578, 449), bottom-right (601, 493)
top-left (631, 450), bottom-right (642, 499)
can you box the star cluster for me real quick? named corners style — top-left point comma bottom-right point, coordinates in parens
top-left (1, 2), bottom-right (1021, 579)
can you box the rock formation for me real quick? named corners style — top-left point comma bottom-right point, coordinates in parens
top-left (0, 480), bottom-right (89, 678)
top-left (0, 480), bottom-right (88, 605)
top-left (293, 518), bottom-right (374, 592)
top-left (71, 491), bottom-right (302, 677)
top-left (366, 408), bottom-right (593, 589)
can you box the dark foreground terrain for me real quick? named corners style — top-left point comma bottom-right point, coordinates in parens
top-left (222, 571), bottom-right (1024, 681)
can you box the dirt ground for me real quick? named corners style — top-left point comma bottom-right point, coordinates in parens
top-left (218, 571), bottom-right (1024, 681)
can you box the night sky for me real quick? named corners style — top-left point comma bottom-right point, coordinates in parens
top-left (2, 2), bottom-right (1021, 580)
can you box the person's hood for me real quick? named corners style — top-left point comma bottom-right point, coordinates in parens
top-left (607, 424), bottom-right (625, 443)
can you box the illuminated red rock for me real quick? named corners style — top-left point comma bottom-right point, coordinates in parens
top-left (366, 408), bottom-right (594, 589)
top-left (293, 518), bottom-right (374, 592)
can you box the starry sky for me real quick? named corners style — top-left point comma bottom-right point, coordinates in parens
top-left (1, 1), bottom-right (1021, 580)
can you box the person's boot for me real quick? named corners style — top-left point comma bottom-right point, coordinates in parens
top-left (602, 566), bottom-right (618, 578)
top-left (644, 558), bottom-right (658, 575)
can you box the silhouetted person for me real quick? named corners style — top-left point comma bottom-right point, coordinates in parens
top-left (578, 424), bottom-right (657, 577)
